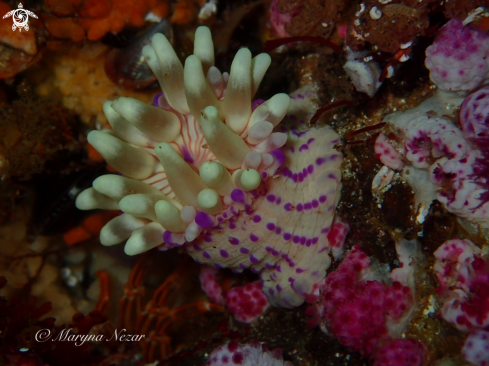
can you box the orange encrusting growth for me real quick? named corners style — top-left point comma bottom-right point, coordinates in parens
top-left (42, 0), bottom-right (200, 42)
top-left (63, 210), bottom-right (118, 246)
top-left (87, 143), bottom-right (105, 163)
top-left (169, 0), bottom-right (196, 24)
top-left (78, 0), bottom-right (169, 41)
top-left (43, 14), bottom-right (86, 43)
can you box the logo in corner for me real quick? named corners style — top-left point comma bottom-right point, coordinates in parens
top-left (3, 3), bottom-right (37, 32)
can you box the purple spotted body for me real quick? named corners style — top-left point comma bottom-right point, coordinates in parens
top-left (88, 69), bottom-right (344, 309)
top-left (186, 124), bottom-right (343, 308)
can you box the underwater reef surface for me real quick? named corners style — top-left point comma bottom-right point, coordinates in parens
top-left (2, 1), bottom-right (489, 365)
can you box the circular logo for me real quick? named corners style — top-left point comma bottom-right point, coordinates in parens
top-left (3, 3), bottom-right (38, 32)
top-left (12, 8), bottom-right (28, 29)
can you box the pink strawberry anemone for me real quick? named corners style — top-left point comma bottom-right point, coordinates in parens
top-left (75, 26), bottom-right (343, 308)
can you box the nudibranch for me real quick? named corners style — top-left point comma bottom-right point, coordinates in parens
top-left (76, 26), bottom-right (343, 308)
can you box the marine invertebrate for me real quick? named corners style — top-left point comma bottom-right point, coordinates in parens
top-left (41, 0), bottom-right (195, 42)
top-left (344, 48), bottom-right (383, 97)
top-left (425, 18), bottom-right (489, 94)
top-left (307, 240), bottom-right (421, 359)
top-left (459, 84), bottom-right (489, 145)
top-left (206, 341), bottom-right (293, 366)
top-left (433, 239), bottom-right (489, 333)
top-left (225, 281), bottom-right (270, 323)
top-left (374, 133), bottom-right (404, 170)
top-left (383, 112), bottom-right (489, 227)
top-left (200, 264), bottom-right (226, 306)
top-left (199, 265), bottom-right (270, 323)
top-left (327, 220), bottom-right (349, 259)
top-left (269, 0), bottom-right (295, 38)
top-left (62, 211), bottom-right (118, 246)
top-left (462, 330), bottom-right (489, 366)
top-left (461, 86), bottom-right (489, 209)
top-left (433, 238), bottom-right (481, 291)
top-left (394, 115), bottom-right (469, 170)
top-left (378, 87), bottom-right (489, 229)
top-left (374, 339), bottom-right (424, 366)
top-left (77, 26), bottom-right (343, 308)
top-left (374, 19), bottom-right (489, 230)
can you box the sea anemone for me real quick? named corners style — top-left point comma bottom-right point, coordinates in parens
top-left (76, 26), bottom-right (343, 308)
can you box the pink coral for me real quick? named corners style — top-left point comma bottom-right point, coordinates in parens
top-left (374, 133), bottom-right (404, 170)
top-left (206, 341), bottom-right (293, 366)
top-left (199, 265), bottom-right (225, 306)
top-left (269, 0), bottom-right (294, 38)
top-left (398, 115), bottom-right (469, 169)
top-left (199, 266), bottom-right (270, 323)
top-left (460, 84), bottom-right (489, 145)
top-left (458, 85), bottom-right (489, 221)
top-left (433, 238), bottom-right (480, 291)
top-left (374, 339), bottom-right (424, 366)
top-left (326, 220), bottom-right (349, 259)
top-left (386, 111), bottom-right (489, 226)
top-left (225, 281), bottom-right (270, 323)
top-left (434, 239), bottom-right (489, 333)
top-left (309, 246), bottom-right (414, 358)
top-left (425, 18), bottom-right (489, 94)
top-left (462, 330), bottom-right (489, 366)
top-left (380, 20), bottom-right (489, 230)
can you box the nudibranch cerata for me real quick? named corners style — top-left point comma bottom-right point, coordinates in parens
top-left (76, 26), bottom-right (343, 308)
